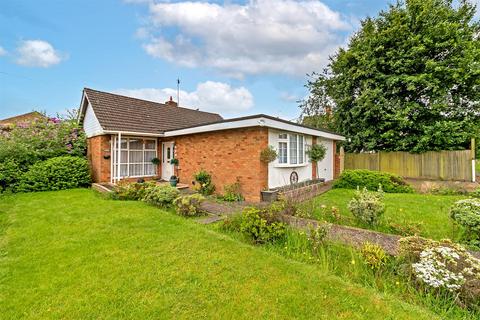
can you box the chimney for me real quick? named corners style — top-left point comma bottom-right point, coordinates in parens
top-left (165, 96), bottom-right (178, 107)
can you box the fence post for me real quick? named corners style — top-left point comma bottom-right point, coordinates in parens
top-left (471, 138), bottom-right (476, 182)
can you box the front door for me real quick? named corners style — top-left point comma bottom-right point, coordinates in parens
top-left (161, 141), bottom-right (175, 180)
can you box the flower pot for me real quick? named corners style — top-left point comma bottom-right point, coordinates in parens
top-left (261, 190), bottom-right (278, 202)
top-left (169, 176), bottom-right (178, 187)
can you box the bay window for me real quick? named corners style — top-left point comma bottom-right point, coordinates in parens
top-left (277, 132), bottom-right (307, 166)
top-left (113, 137), bottom-right (157, 178)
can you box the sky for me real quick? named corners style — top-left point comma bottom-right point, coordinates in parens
top-left (0, 0), bottom-right (477, 121)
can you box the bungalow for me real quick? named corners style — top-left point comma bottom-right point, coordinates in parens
top-left (78, 88), bottom-right (345, 201)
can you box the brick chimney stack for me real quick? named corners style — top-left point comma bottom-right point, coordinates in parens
top-left (165, 96), bottom-right (178, 107)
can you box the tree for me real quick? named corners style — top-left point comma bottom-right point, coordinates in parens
top-left (301, 0), bottom-right (480, 152)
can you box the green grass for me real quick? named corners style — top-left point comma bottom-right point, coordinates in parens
top-left (0, 189), bottom-right (438, 319)
top-left (300, 189), bottom-right (466, 240)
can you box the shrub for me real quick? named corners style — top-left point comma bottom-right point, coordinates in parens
top-left (222, 180), bottom-right (244, 202)
top-left (260, 146), bottom-right (277, 163)
top-left (333, 169), bottom-right (414, 193)
top-left (360, 242), bottom-right (388, 271)
top-left (450, 199), bottom-right (480, 243)
top-left (306, 143), bottom-right (327, 162)
top-left (173, 194), bottom-right (206, 217)
top-left (398, 236), bottom-right (480, 308)
top-left (240, 207), bottom-right (287, 244)
top-left (0, 159), bottom-right (22, 193)
top-left (194, 169), bottom-right (215, 195)
top-left (17, 156), bottom-right (91, 192)
top-left (0, 116), bottom-right (86, 168)
top-left (113, 181), bottom-right (154, 201)
top-left (142, 184), bottom-right (179, 207)
top-left (348, 187), bottom-right (385, 226)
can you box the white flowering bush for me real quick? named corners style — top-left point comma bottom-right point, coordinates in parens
top-left (450, 199), bottom-right (480, 245)
top-left (400, 236), bottom-right (480, 307)
top-left (412, 246), bottom-right (466, 292)
top-left (348, 186), bottom-right (385, 226)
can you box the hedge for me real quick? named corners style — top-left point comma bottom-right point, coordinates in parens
top-left (17, 156), bottom-right (91, 192)
top-left (333, 169), bottom-right (414, 193)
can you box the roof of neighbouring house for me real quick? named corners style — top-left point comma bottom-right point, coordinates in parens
top-left (79, 88), bottom-right (223, 134)
top-left (0, 111), bottom-right (47, 127)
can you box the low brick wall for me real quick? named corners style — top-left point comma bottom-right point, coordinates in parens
top-left (279, 181), bottom-right (331, 202)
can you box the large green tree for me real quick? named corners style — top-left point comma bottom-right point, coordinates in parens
top-left (301, 0), bottom-right (480, 152)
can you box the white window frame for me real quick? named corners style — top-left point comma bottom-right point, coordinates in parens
top-left (277, 132), bottom-right (307, 166)
top-left (112, 136), bottom-right (158, 179)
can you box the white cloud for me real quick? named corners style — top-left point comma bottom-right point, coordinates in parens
top-left (135, 0), bottom-right (351, 77)
top-left (0, 46), bottom-right (6, 56)
top-left (115, 81), bottom-right (254, 114)
top-left (15, 40), bottom-right (64, 67)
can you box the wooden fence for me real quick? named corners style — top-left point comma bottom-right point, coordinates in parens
top-left (344, 150), bottom-right (474, 181)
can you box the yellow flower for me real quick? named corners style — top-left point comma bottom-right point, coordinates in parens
top-left (351, 260), bottom-right (355, 265)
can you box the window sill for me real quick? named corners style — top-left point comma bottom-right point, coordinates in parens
top-left (273, 163), bottom-right (309, 168)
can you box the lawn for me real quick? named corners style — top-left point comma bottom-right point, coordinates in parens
top-left (0, 189), bottom-right (438, 319)
top-left (302, 189), bottom-right (466, 240)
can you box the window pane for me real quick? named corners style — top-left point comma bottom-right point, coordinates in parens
top-left (129, 139), bottom-right (143, 150)
top-left (120, 164), bottom-right (128, 177)
top-left (278, 142), bottom-right (287, 164)
top-left (279, 133), bottom-right (287, 139)
top-left (144, 151), bottom-right (157, 162)
top-left (145, 140), bottom-right (156, 150)
top-left (121, 151), bottom-right (128, 163)
top-left (144, 163), bottom-right (156, 176)
top-left (129, 164), bottom-right (143, 176)
top-left (129, 150), bottom-right (143, 163)
top-left (299, 135), bottom-right (304, 163)
top-left (167, 147), bottom-right (171, 160)
top-left (120, 139), bottom-right (128, 150)
top-left (289, 134), bottom-right (297, 164)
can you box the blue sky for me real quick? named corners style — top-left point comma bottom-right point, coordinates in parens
top-left (0, 0), bottom-right (413, 120)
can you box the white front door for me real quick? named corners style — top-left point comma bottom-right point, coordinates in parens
top-left (161, 141), bottom-right (175, 180)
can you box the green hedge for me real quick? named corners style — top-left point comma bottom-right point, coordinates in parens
top-left (333, 169), bottom-right (414, 193)
top-left (17, 156), bottom-right (91, 192)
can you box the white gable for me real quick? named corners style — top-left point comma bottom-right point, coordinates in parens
top-left (83, 103), bottom-right (103, 137)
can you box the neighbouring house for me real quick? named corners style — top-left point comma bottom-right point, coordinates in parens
top-left (0, 111), bottom-right (47, 129)
top-left (78, 88), bottom-right (345, 201)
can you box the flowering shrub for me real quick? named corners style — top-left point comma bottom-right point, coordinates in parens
top-left (348, 187), bottom-right (385, 226)
top-left (361, 242), bottom-right (388, 271)
top-left (0, 116), bottom-right (86, 167)
top-left (450, 199), bottom-right (480, 245)
top-left (142, 184), bottom-right (179, 207)
top-left (412, 246), bottom-right (468, 292)
top-left (173, 194), bottom-right (206, 217)
top-left (240, 207), bottom-right (287, 244)
top-left (399, 236), bottom-right (480, 308)
top-left (17, 156), bottom-right (91, 192)
top-left (112, 181), bottom-right (155, 201)
top-left (193, 169), bottom-right (215, 195)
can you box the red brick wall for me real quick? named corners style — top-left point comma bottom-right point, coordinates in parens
top-left (173, 127), bottom-right (269, 202)
top-left (333, 141), bottom-right (341, 178)
top-left (87, 135), bottom-right (111, 183)
top-left (312, 136), bottom-right (317, 179)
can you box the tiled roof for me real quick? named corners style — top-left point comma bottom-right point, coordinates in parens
top-left (82, 88), bottom-right (223, 134)
top-left (0, 111), bottom-right (47, 126)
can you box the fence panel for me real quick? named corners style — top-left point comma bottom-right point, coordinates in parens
top-left (344, 150), bottom-right (472, 181)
